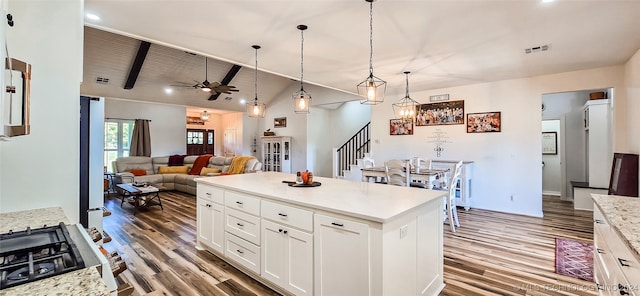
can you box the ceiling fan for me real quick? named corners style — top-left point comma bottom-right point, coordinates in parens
top-left (173, 56), bottom-right (239, 95)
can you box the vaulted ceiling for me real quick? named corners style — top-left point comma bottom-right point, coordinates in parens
top-left (82, 0), bottom-right (640, 112)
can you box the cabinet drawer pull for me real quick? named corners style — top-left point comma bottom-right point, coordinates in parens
top-left (283, 230), bottom-right (288, 234)
top-left (618, 258), bottom-right (630, 267)
top-left (594, 219), bottom-right (605, 224)
top-left (278, 229), bottom-right (283, 233)
top-left (236, 201), bottom-right (243, 205)
top-left (206, 192), bottom-right (212, 196)
top-left (236, 223), bottom-right (244, 227)
top-left (236, 249), bottom-right (244, 254)
top-left (278, 213), bottom-right (288, 217)
top-left (331, 222), bottom-right (344, 227)
top-left (597, 283), bottom-right (602, 291)
top-left (596, 248), bottom-right (605, 254)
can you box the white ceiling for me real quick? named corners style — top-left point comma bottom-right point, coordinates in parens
top-left (83, 0), bottom-right (640, 112)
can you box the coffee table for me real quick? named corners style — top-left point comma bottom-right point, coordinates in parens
top-left (116, 183), bottom-right (166, 214)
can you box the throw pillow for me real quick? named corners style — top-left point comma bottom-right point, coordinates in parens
top-left (129, 169), bottom-right (147, 176)
top-left (200, 168), bottom-right (222, 176)
top-left (158, 166), bottom-right (189, 174)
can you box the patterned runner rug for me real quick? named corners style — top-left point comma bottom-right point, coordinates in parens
top-left (555, 237), bottom-right (594, 282)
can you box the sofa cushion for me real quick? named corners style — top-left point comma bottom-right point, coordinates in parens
top-left (158, 166), bottom-right (189, 174)
top-left (174, 174), bottom-right (199, 188)
top-left (114, 156), bottom-right (154, 175)
top-left (200, 167), bottom-right (221, 176)
top-left (129, 169), bottom-right (147, 176)
top-left (132, 174), bottom-right (163, 185)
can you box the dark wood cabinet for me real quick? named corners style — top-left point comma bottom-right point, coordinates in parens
top-left (608, 153), bottom-right (639, 197)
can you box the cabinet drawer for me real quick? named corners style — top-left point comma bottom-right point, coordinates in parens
top-left (607, 234), bottom-right (640, 286)
top-left (197, 184), bottom-right (224, 204)
top-left (225, 191), bottom-right (260, 216)
top-left (261, 200), bottom-right (313, 232)
top-left (225, 208), bottom-right (261, 245)
top-left (225, 233), bottom-right (261, 275)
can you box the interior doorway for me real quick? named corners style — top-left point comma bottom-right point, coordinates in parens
top-left (186, 129), bottom-right (214, 155)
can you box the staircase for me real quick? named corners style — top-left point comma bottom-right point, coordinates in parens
top-left (333, 122), bottom-right (371, 180)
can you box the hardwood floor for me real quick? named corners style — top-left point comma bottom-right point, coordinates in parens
top-left (103, 192), bottom-right (596, 296)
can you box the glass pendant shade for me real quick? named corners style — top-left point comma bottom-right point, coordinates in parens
top-left (393, 71), bottom-right (419, 122)
top-left (293, 24), bottom-right (311, 114)
top-left (247, 45), bottom-right (266, 118)
top-left (247, 99), bottom-right (266, 118)
top-left (200, 110), bottom-right (210, 121)
top-left (358, 0), bottom-right (386, 105)
top-left (293, 89), bottom-right (311, 113)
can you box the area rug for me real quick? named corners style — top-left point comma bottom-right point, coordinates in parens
top-left (555, 237), bottom-right (594, 282)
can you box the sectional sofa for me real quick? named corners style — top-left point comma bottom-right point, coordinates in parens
top-left (112, 155), bottom-right (262, 195)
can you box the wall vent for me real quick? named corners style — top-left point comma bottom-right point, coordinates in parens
top-left (525, 44), bottom-right (550, 54)
top-left (95, 77), bottom-right (110, 84)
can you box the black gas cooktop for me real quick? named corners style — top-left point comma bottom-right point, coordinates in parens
top-left (0, 222), bottom-right (86, 289)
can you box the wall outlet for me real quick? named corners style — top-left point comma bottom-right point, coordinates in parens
top-left (400, 225), bottom-right (408, 239)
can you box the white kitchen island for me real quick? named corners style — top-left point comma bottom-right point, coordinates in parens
top-left (195, 171), bottom-right (446, 296)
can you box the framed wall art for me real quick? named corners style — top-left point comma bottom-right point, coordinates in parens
top-left (390, 119), bottom-right (413, 135)
top-left (542, 131), bottom-right (557, 155)
top-left (415, 100), bottom-right (464, 126)
top-left (467, 112), bottom-right (501, 133)
top-left (274, 117), bottom-right (287, 128)
top-left (186, 116), bottom-right (205, 125)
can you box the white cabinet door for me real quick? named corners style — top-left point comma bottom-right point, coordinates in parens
top-left (314, 214), bottom-right (370, 296)
top-left (197, 198), bottom-right (225, 254)
top-left (197, 198), bottom-right (213, 247)
top-left (262, 219), bottom-right (313, 295)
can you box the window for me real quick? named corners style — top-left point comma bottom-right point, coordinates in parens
top-left (104, 119), bottom-right (134, 172)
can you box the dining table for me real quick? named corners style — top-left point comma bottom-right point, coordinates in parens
top-left (361, 166), bottom-right (448, 189)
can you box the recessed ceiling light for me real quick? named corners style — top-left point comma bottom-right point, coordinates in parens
top-left (541, 0), bottom-right (555, 3)
top-left (86, 13), bottom-right (101, 21)
top-left (239, 99), bottom-right (246, 104)
top-left (164, 87), bottom-right (173, 95)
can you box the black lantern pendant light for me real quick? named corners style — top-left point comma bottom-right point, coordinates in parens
top-left (392, 71), bottom-right (419, 122)
top-left (293, 25), bottom-right (311, 114)
top-left (357, 0), bottom-right (386, 105)
top-left (247, 45), bottom-right (266, 118)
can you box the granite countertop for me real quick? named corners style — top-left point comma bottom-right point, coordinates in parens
top-left (592, 194), bottom-right (640, 261)
top-left (196, 171), bottom-right (446, 223)
top-left (0, 207), bottom-right (111, 296)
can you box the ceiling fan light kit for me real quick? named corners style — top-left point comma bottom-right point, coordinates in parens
top-left (358, 0), bottom-right (386, 105)
top-left (293, 24), bottom-right (311, 114)
top-left (392, 71), bottom-right (420, 122)
top-left (247, 45), bottom-right (266, 118)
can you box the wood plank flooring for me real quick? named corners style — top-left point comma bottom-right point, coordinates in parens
top-left (103, 192), bottom-right (596, 296)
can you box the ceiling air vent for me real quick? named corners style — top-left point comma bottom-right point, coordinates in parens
top-left (225, 96), bottom-right (233, 101)
top-left (524, 44), bottom-right (550, 54)
top-left (95, 77), bottom-right (110, 84)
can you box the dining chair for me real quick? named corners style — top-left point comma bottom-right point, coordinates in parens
top-left (409, 159), bottom-right (432, 188)
top-left (385, 159), bottom-right (409, 187)
top-left (445, 160), bottom-right (463, 232)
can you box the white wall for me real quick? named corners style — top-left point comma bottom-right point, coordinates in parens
top-left (542, 120), bottom-right (561, 195)
top-left (308, 107), bottom-right (331, 177)
top-left (328, 101), bottom-right (372, 150)
top-left (0, 0), bottom-right (83, 220)
top-left (105, 99), bottom-right (186, 156)
top-left (371, 65), bottom-right (626, 217)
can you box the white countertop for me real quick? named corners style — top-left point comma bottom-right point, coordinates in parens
top-left (196, 172), bottom-right (446, 223)
top-left (0, 207), bottom-right (111, 296)
top-left (592, 194), bottom-right (640, 261)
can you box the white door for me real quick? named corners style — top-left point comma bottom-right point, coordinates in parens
top-left (224, 128), bottom-right (236, 156)
top-left (88, 98), bottom-right (105, 235)
top-left (314, 214), bottom-right (370, 296)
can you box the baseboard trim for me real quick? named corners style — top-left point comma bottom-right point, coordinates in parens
top-left (542, 191), bottom-right (561, 196)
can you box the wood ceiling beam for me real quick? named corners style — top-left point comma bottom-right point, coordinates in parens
top-left (124, 41), bottom-right (151, 90)
top-left (208, 64), bottom-right (242, 101)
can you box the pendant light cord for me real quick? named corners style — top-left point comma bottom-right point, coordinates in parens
top-left (369, 0), bottom-right (374, 77)
top-left (254, 47), bottom-right (258, 103)
top-left (300, 28), bottom-right (305, 91)
top-left (205, 57), bottom-right (208, 81)
top-left (405, 73), bottom-right (410, 98)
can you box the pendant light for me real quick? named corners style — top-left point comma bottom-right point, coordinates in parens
top-left (200, 110), bottom-right (209, 121)
top-left (247, 45), bottom-right (266, 118)
top-left (392, 71), bottom-right (419, 122)
top-left (293, 24), bottom-right (311, 114)
top-left (357, 0), bottom-right (386, 105)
